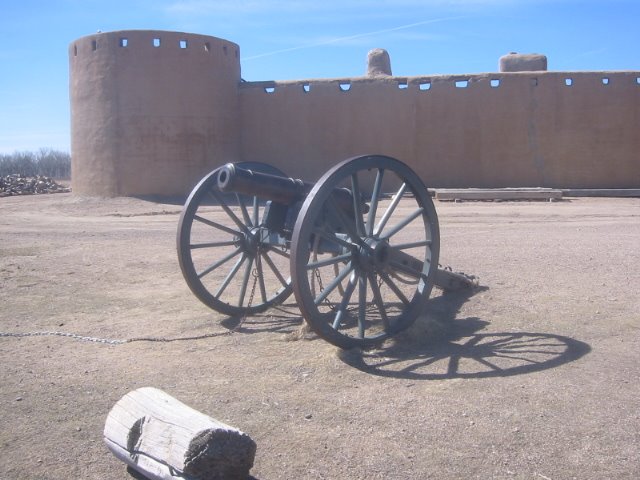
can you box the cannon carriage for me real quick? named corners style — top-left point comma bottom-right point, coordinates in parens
top-left (177, 155), bottom-right (471, 349)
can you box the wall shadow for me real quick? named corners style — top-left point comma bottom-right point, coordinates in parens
top-left (337, 288), bottom-right (591, 380)
top-left (133, 194), bottom-right (188, 206)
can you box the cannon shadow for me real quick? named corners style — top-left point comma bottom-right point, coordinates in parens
top-left (336, 287), bottom-right (591, 380)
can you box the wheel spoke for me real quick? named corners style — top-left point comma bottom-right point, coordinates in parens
top-left (380, 206), bottom-right (424, 240)
top-left (374, 182), bottom-right (407, 236)
top-left (358, 275), bottom-right (367, 339)
top-left (366, 168), bottom-right (384, 236)
top-left (197, 246), bottom-right (243, 279)
top-left (237, 256), bottom-right (254, 307)
top-left (332, 273), bottom-right (358, 329)
top-left (255, 253), bottom-right (268, 303)
top-left (313, 261), bottom-right (353, 305)
top-left (209, 189), bottom-right (250, 234)
top-left (306, 252), bottom-right (352, 270)
top-left (194, 215), bottom-right (241, 237)
top-left (379, 271), bottom-right (410, 305)
top-left (190, 239), bottom-right (238, 249)
top-left (312, 227), bottom-right (354, 250)
top-left (252, 196), bottom-right (260, 226)
top-left (326, 196), bottom-right (367, 248)
top-left (350, 173), bottom-right (366, 236)
top-left (214, 253), bottom-right (246, 298)
top-left (260, 251), bottom-right (289, 289)
top-left (368, 273), bottom-right (390, 331)
top-left (392, 239), bottom-right (432, 250)
top-left (236, 193), bottom-right (253, 227)
top-left (266, 245), bottom-right (290, 259)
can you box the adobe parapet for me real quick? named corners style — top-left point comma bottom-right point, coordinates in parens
top-left (69, 30), bottom-right (640, 196)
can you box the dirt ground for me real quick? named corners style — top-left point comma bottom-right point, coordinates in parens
top-left (1, 192), bottom-right (639, 480)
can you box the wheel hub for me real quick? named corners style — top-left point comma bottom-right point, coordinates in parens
top-left (239, 228), bottom-right (262, 256)
top-left (357, 238), bottom-right (390, 272)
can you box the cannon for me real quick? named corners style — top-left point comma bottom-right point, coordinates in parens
top-left (177, 155), bottom-right (472, 349)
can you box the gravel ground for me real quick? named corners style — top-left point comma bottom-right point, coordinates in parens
top-left (0, 193), bottom-right (639, 479)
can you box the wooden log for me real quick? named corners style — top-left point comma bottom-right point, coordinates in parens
top-left (104, 387), bottom-right (256, 480)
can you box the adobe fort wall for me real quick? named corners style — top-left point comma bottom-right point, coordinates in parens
top-left (239, 72), bottom-right (640, 189)
top-left (69, 30), bottom-right (639, 196)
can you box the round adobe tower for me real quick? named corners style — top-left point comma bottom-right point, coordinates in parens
top-left (69, 30), bottom-right (241, 196)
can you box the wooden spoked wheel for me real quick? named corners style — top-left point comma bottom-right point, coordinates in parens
top-left (290, 155), bottom-right (440, 348)
top-left (177, 162), bottom-right (293, 317)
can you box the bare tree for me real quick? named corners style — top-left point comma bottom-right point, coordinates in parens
top-left (0, 149), bottom-right (71, 179)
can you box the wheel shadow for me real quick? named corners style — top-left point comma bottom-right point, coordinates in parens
top-left (219, 304), bottom-right (304, 334)
top-left (337, 288), bottom-right (591, 380)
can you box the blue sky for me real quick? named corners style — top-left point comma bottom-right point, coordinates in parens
top-left (0, 0), bottom-right (638, 154)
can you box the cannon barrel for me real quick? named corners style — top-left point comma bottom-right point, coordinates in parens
top-left (217, 163), bottom-right (309, 204)
top-left (217, 163), bottom-right (366, 213)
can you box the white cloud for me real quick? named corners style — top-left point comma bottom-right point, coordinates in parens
top-left (570, 47), bottom-right (607, 61)
top-left (242, 16), bottom-right (465, 60)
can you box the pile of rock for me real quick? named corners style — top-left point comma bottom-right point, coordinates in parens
top-left (0, 174), bottom-right (71, 197)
